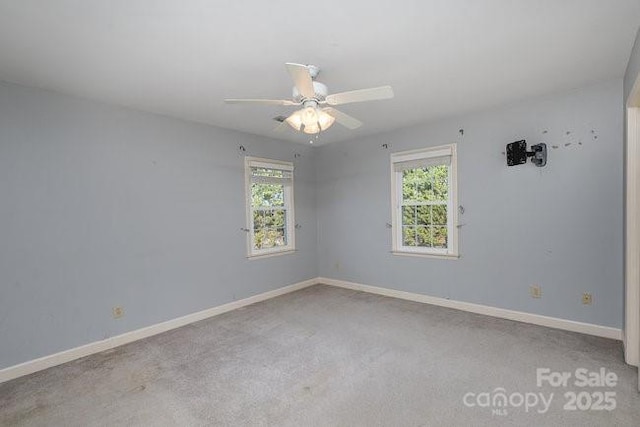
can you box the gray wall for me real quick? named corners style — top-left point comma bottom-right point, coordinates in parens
top-left (316, 79), bottom-right (624, 328)
top-left (0, 82), bottom-right (318, 369)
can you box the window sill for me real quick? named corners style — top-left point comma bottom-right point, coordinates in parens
top-left (391, 251), bottom-right (460, 260)
top-left (247, 249), bottom-right (296, 260)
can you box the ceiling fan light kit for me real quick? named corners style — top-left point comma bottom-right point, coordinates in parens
top-left (285, 105), bottom-right (336, 134)
top-left (224, 63), bottom-right (394, 137)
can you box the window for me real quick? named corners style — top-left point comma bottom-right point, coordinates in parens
top-left (390, 144), bottom-right (458, 258)
top-left (245, 157), bottom-right (295, 258)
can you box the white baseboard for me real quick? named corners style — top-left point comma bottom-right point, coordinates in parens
top-left (0, 278), bottom-right (318, 384)
top-left (319, 277), bottom-right (623, 341)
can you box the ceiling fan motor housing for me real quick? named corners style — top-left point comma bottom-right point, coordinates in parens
top-left (224, 62), bottom-right (393, 134)
top-left (293, 81), bottom-right (328, 102)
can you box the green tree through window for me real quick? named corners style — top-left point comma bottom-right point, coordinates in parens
top-left (401, 165), bottom-right (449, 249)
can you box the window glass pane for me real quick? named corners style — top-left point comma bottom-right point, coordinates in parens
top-left (252, 183), bottom-right (284, 207)
top-left (402, 226), bottom-right (416, 246)
top-left (433, 227), bottom-right (448, 248)
top-left (432, 165), bottom-right (448, 201)
top-left (402, 168), bottom-right (434, 201)
top-left (261, 229), bottom-right (276, 249)
top-left (416, 226), bottom-right (433, 247)
top-left (253, 228), bottom-right (266, 249)
top-left (274, 228), bottom-right (287, 246)
top-left (253, 210), bottom-right (264, 230)
top-left (273, 209), bottom-right (285, 228)
top-left (431, 205), bottom-right (447, 225)
top-left (264, 210), bottom-right (275, 228)
top-left (417, 205), bottom-right (431, 225)
top-left (402, 205), bottom-right (416, 226)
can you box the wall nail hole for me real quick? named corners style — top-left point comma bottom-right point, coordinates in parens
top-left (552, 145), bottom-right (559, 149)
top-left (564, 143), bottom-right (571, 147)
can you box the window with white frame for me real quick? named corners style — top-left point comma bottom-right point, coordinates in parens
top-left (245, 157), bottom-right (295, 258)
top-left (390, 144), bottom-right (458, 257)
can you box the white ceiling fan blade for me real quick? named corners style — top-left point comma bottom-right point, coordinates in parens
top-left (323, 107), bottom-right (362, 130)
top-left (285, 63), bottom-right (316, 99)
top-left (325, 86), bottom-right (394, 106)
top-left (224, 98), bottom-right (299, 106)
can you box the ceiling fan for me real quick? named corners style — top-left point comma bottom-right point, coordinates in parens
top-left (224, 63), bottom-right (394, 135)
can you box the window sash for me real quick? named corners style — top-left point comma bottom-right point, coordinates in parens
top-left (251, 208), bottom-right (289, 251)
top-left (398, 167), bottom-right (452, 251)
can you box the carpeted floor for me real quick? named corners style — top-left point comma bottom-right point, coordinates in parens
top-left (1, 284), bottom-right (639, 426)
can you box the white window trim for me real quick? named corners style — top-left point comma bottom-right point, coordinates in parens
top-left (244, 156), bottom-right (296, 259)
top-left (390, 144), bottom-right (459, 259)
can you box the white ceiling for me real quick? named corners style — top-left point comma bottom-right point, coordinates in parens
top-left (0, 1), bottom-right (639, 145)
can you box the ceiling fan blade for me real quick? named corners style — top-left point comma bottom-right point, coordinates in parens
top-left (285, 63), bottom-right (316, 99)
top-left (325, 85), bottom-right (394, 106)
top-left (323, 107), bottom-right (363, 130)
top-left (224, 98), bottom-right (298, 106)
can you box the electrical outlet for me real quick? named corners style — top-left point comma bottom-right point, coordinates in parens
top-left (530, 285), bottom-right (542, 299)
top-left (112, 306), bottom-right (124, 319)
top-left (582, 293), bottom-right (593, 305)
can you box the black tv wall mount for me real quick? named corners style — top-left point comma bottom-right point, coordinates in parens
top-left (506, 140), bottom-right (547, 167)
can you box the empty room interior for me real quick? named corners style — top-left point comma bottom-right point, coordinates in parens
top-left (3, 1), bottom-right (640, 426)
